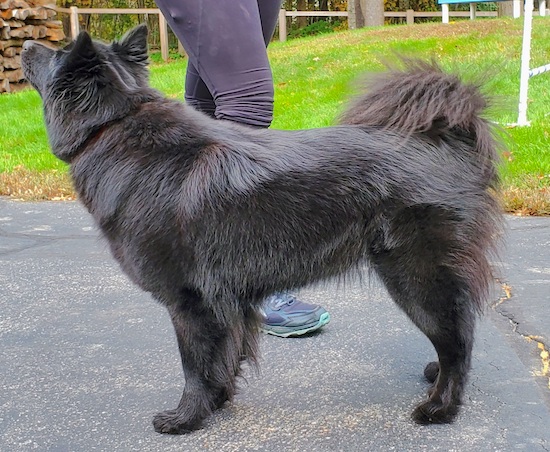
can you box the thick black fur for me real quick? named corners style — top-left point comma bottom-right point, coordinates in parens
top-left (22, 25), bottom-right (502, 433)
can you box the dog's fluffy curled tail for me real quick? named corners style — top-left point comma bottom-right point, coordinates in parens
top-left (338, 59), bottom-right (500, 187)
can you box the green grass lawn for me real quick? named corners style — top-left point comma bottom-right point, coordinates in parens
top-left (1, 18), bottom-right (549, 213)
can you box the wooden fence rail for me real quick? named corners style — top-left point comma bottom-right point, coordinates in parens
top-left (56, 7), bottom-right (508, 59)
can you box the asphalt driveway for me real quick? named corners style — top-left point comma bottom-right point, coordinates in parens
top-left (1, 198), bottom-right (549, 451)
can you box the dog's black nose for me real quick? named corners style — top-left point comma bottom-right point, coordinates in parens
top-left (22, 40), bottom-right (34, 51)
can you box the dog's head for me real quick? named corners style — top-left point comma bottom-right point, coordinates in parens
top-left (22, 23), bottom-right (150, 101)
top-left (21, 24), bottom-right (152, 161)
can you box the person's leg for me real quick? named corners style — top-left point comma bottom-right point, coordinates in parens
top-left (257, 0), bottom-right (284, 45)
top-left (182, 0), bottom-right (282, 118)
top-left (184, 62), bottom-right (216, 118)
top-left (155, 0), bottom-right (277, 127)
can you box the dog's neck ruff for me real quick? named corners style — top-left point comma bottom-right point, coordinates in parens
top-left (65, 121), bottom-right (113, 164)
top-left (81, 124), bottom-right (109, 153)
top-left (64, 100), bottom-right (149, 163)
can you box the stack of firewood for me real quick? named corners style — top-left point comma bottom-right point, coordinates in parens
top-left (1, 0), bottom-right (65, 93)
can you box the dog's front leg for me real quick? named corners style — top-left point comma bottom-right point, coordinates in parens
top-left (152, 289), bottom-right (258, 434)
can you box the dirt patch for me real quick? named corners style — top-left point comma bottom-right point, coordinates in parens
top-left (502, 181), bottom-right (550, 216)
top-left (0, 167), bottom-right (75, 201)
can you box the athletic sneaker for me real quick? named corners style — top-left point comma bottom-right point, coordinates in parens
top-left (260, 293), bottom-right (330, 337)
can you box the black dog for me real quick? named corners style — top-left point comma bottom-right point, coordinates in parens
top-left (22, 25), bottom-right (502, 434)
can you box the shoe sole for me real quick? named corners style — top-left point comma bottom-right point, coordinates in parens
top-left (260, 312), bottom-right (331, 338)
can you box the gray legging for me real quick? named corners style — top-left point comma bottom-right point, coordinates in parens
top-left (155, 0), bottom-right (283, 128)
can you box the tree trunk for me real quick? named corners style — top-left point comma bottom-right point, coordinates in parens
top-left (361, 0), bottom-right (384, 26)
top-left (347, 0), bottom-right (365, 28)
top-left (297, 0), bottom-right (307, 28)
top-left (498, 1), bottom-right (516, 17)
top-left (348, 0), bottom-right (384, 28)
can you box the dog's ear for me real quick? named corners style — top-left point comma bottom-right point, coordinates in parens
top-left (113, 24), bottom-right (149, 66)
top-left (65, 31), bottom-right (103, 75)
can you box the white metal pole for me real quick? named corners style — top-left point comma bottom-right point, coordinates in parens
top-left (513, 0), bottom-right (522, 18)
top-left (517, 0), bottom-right (534, 126)
top-left (442, 3), bottom-right (449, 23)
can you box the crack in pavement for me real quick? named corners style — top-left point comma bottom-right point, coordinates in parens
top-left (493, 282), bottom-right (550, 392)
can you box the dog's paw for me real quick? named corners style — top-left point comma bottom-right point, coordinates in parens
top-left (423, 361), bottom-right (440, 383)
top-left (152, 409), bottom-right (202, 434)
top-left (411, 398), bottom-right (459, 425)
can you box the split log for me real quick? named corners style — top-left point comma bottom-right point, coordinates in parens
top-left (4, 18), bottom-right (23, 26)
top-left (2, 45), bottom-right (17, 56)
top-left (28, 0), bottom-right (53, 5)
top-left (0, 1), bottom-right (30, 10)
top-left (27, 7), bottom-right (48, 20)
top-left (3, 54), bottom-right (20, 68)
top-left (0, 38), bottom-right (23, 51)
top-left (0, 78), bottom-right (10, 93)
top-left (5, 67), bottom-right (23, 82)
top-left (45, 26), bottom-right (63, 41)
top-left (31, 24), bottom-right (46, 38)
top-left (27, 19), bottom-right (62, 28)
top-left (8, 23), bottom-right (32, 37)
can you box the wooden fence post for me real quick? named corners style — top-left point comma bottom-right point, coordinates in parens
top-left (69, 6), bottom-right (79, 39)
top-left (158, 12), bottom-right (169, 61)
top-left (278, 9), bottom-right (287, 42)
top-left (406, 9), bottom-right (414, 24)
top-left (178, 40), bottom-right (186, 56)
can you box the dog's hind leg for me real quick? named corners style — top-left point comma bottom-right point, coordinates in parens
top-left (374, 253), bottom-right (476, 424)
top-left (410, 285), bottom-right (476, 425)
top-left (371, 207), bottom-right (481, 424)
top-left (152, 288), bottom-right (260, 434)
